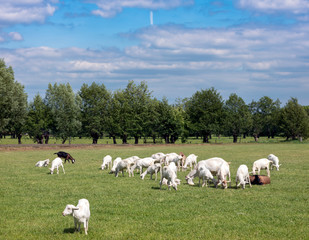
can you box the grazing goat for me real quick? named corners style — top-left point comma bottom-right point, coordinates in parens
top-left (236, 165), bottom-right (252, 189)
top-left (216, 161), bottom-right (231, 189)
top-left (140, 163), bottom-right (161, 180)
top-left (110, 157), bottom-right (122, 173)
top-left (164, 153), bottom-right (183, 171)
top-left (35, 159), bottom-right (50, 167)
top-left (131, 157), bottom-right (155, 175)
top-left (183, 154), bottom-right (198, 171)
top-left (198, 165), bottom-right (214, 188)
top-left (160, 164), bottom-right (179, 191)
top-left (252, 158), bottom-right (272, 177)
top-left (62, 199), bottom-right (90, 235)
top-left (267, 154), bottom-right (281, 171)
top-left (115, 158), bottom-right (135, 177)
top-left (54, 151), bottom-right (75, 164)
top-left (101, 155), bottom-right (112, 170)
top-left (151, 152), bottom-right (166, 164)
top-left (185, 157), bottom-right (227, 186)
top-left (49, 157), bottom-right (65, 174)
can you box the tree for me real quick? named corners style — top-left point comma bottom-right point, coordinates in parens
top-left (156, 97), bottom-right (183, 144)
top-left (79, 83), bottom-right (111, 144)
top-left (45, 83), bottom-right (81, 144)
top-left (279, 98), bottom-right (309, 141)
top-left (185, 88), bottom-right (224, 143)
top-left (123, 81), bottom-right (152, 144)
top-left (26, 94), bottom-right (51, 144)
top-left (249, 96), bottom-right (281, 141)
top-left (224, 93), bottom-right (252, 143)
top-left (0, 59), bottom-right (27, 143)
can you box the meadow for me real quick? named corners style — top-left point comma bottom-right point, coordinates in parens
top-left (1, 143), bottom-right (308, 239)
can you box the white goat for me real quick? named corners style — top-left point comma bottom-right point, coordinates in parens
top-left (216, 161), bottom-right (231, 189)
top-left (185, 157), bottom-right (227, 186)
top-left (151, 152), bottom-right (166, 163)
top-left (115, 158), bottom-right (135, 177)
top-left (101, 155), bottom-right (112, 170)
top-left (236, 164), bottom-right (252, 189)
top-left (160, 165), bottom-right (179, 191)
top-left (62, 199), bottom-right (90, 235)
top-left (110, 157), bottom-right (122, 173)
top-left (183, 154), bottom-right (198, 171)
top-left (131, 157), bottom-right (155, 175)
top-left (252, 158), bottom-right (272, 177)
top-left (267, 154), bottom-right (281, 171)
top-left (49, 157), bottom-right (65, 174)
top-left (198, 165), bottom-right (214, 187)
top-left (140, 163), bottom-right (161, 180)
top-left (35, 159), bottom-right (50, 167)
top-left (164, 153), bottom-right (183, 171)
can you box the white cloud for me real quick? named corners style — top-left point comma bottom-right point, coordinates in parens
top-left (0, 1), bottom-right (57, 25)
top-left (90, 0), bottom-right (193, 18)
top-left (238, 0), bottom-right (309, 14)
top-left (1, 23), bottom-right (309, 104)
top-left (8, 32), bottom-right (23, 41)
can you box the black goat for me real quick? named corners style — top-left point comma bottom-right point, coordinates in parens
top-left (54, 151), bottom-right (75, 164)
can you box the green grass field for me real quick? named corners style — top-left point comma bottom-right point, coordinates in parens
top-left (1, 135), bottom-right (306, 145)
top-left (1, 144), bottom-right (308, 239)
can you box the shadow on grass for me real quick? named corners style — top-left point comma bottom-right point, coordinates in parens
top-left (63, 228), bottom-right (76, 234)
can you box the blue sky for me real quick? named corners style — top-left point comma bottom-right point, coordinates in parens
top-left (1, 0), bottom-right (309, 105)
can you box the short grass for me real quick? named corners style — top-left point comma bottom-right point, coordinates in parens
top-left (1, 144), bottom-right (308, 239)
top-left (0, 135), bottom-right (307, 145)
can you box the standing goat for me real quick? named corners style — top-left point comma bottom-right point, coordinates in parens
top-left (267, 154), bottom-right (281, 171)
top-left (252, 158), bottom-right (272, 177)
top-left (101, 155), bottom-right (112, 170)
top-left (49, 157), bottom-right (65, 175)
top-left (62, 199), bottom-right (90, 235)
top-left (236, 164), bottom-right (252, 189)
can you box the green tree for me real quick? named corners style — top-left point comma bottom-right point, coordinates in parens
top-left (122, 81), bottom-right (152, 144)
top-left (45, 83), bottom-right (81, 144)
top-left (26, 94), bottom-right (51, 144)
top-left (79, 83), bottom-right (111, 144)
top-left (279, 98), bottom-right (309, 141)
top-left (224, 93), bottom-right (252, 143)
top-left (249, 96), bottom-right (281, 141)
top-left (185, 88), bottom-right (224, 143)
top-left (0, 59), bottom-right (27, 143)
top-left (156, 97), bottom-right (183, 144)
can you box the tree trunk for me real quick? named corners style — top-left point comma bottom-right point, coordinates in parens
top-left (253, 134), bottom-right (258, 142)
top-left (165, 135), bottom-right (170, 144)
top-left (134, 136), bottom-right (139, 144)
top-left (112, 136), bottom-right (117, 144)
top-left (233, 134), bottom-right (238, 143)
top-left (122, 134), bottom-right (127, 144)
top-left (18, 134), bottom-right (22, 144)
top-left (203, 135), bottom-right (209, 143)
top-left (152, 136), bottom-right (156, 144)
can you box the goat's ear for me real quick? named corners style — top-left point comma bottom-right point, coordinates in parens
top-left (72, 207), bottom-right (79, 210)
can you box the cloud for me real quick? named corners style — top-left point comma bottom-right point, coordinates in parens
top-left (9, 32), bottom-right (23, 41)
top-left (238, 0), bottom-right (309, 14)
top-left (0, 0), bottom-right (57, 26)
top-left (90, 0), bottom-right (194, 18)
top-left (1, 23), bottom-right (309, 104)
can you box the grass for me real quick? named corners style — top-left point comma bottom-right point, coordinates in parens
top-left (0, 135), bottom-right (307, 145)
top-left (0, 144), bottom-right (308, 239)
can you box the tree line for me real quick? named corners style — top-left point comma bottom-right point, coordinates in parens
top-left (1, 59), bottom-right (309, 144)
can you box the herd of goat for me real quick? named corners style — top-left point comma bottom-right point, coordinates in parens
top-left (35, 150), bottom-right (281, 235)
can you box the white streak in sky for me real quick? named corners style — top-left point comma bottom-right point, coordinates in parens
top-left (150, 11), bottom-right (153, 25)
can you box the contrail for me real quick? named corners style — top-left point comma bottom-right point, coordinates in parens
top-left (150, 11), bottom-right (153, 25)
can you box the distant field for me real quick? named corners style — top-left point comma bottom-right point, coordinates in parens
top-left (0, 135), bottom-right (305, 145)
top-left (1, 144), bottom-right (308, 239)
